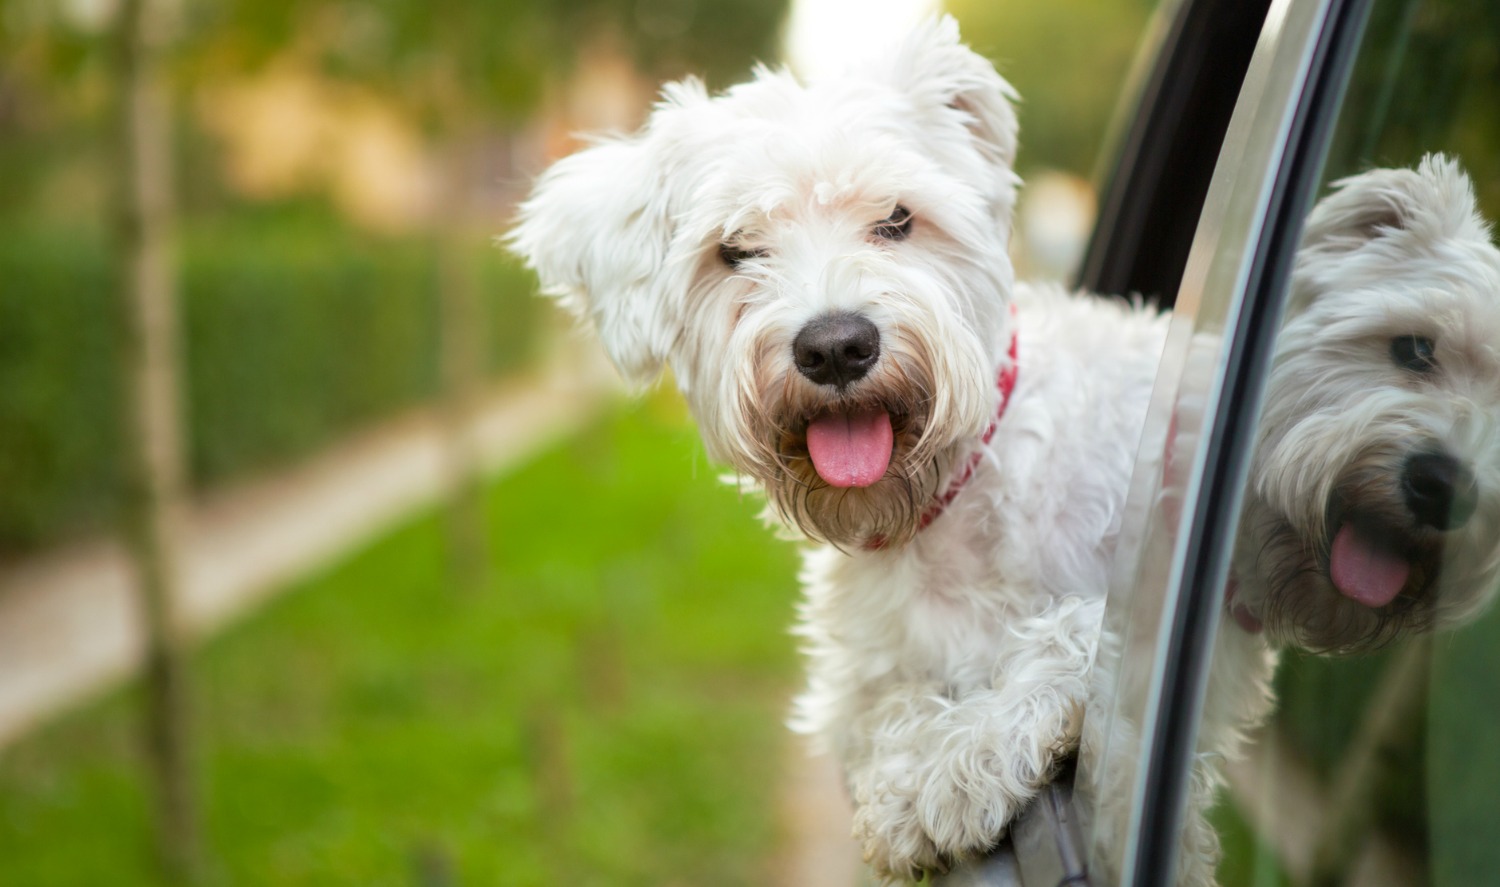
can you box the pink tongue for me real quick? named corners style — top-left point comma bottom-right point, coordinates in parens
top-left (805, 410), bottom-right (893, 488)
top-left (1329, 523), bottom-right (1411, 608)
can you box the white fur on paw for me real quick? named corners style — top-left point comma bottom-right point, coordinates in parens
top-left (852, 767), bottom-right (1014, 882)
top-left (853, 788), bottom-right (946, 883)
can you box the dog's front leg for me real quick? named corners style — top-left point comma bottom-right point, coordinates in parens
top-left (846, 596), bottom-right (1099, 882)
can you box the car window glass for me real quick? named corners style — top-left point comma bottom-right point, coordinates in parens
top-left (1203, 2), bottom-right (1500, 885)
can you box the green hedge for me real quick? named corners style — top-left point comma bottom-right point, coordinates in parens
top-left (0, 226), bottom-right (124, 556)
top-left (0, 211), bottom-right (541, 556)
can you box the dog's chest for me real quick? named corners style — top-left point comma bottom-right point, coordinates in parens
top-left (824, 527), bottom-right (1039, 686)
top-left (910, 526), bottom-right (1044, 679)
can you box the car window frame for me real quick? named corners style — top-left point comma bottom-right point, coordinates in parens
top-left (1075, 0), bottom-right (1378, 884)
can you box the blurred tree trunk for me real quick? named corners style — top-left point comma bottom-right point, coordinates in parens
top-left (435, 82), bottom-right (490, 592)
top-left (113, 0), bottom-right (201, 881)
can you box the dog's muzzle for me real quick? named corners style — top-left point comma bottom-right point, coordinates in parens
top-left (1322, 448), bottom-right (1477, 612)
top-left (793, 312), bottom-right (895, 489)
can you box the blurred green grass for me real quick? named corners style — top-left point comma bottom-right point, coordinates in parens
top-left (0, 397), bottom-right (801, 886)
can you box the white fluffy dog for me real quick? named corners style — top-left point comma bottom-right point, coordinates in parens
top-left (510, 18), bottom-right (1166, 881)
top-left (1168, 155), bottom-right (1500, 886)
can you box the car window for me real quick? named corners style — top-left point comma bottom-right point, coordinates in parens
top-left (1205, 2), bottom-right (1500, 886)
top-left (1074, 0), bottom-right (1500, 885)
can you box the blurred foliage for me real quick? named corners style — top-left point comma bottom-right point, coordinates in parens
top-left (1273, 650), bottom-right (1430, 854)
top-left (1429, 601), bottom-right (1500, 886)
top-left (0, 223), bottom-right (122, 555)
top-left (179, 209), bottom-right (541, 484)
top-left (0, 403), bottom-right (801, 886)
top-left (0, 209), bottom-right (540, 555)
top-left (949, 0), bottom-right (1157, 179)
top-left (0, 0), bottom-right (798, 555)
top-left (187, 0), bottom-right (787, 120)
top-left (1211, 799), bottom-right (1291, 887)
top-left (0, 0), bottom-right (788, 123)
top-left (0, 0), bottom-right (789, 554)
top-left (1322, 0), bottom-right (1500, 215)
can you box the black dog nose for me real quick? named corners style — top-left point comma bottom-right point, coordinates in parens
top-left (1403, 451), bottom-right (1479, 530)
top-left (793, 313), bottom-right (880, 388)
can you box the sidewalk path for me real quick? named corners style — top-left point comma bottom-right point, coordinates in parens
top-left (772, 739), bottom-right (862, 886)
top-left (0, 354), bottom-right (615, 748)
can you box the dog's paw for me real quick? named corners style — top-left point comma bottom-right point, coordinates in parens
top-left (852, 789), bottom-right (950, 883)
top-left (913, 777), bottom-right (1012, 861)
top-left (852, 770), bottom-right (1012, 882)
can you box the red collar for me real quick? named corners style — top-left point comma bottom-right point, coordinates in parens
top-left (864, 321), bottom-right (1019, 551)
top-left (1225, 576), bottom-right (1264, 633)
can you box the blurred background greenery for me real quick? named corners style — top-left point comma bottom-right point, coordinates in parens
top-left (0, 0), bottom-right (1158, 557)
top-left (0, 0), bottom-right (1156, 883)
top-left (0, 400), bottom-right (804, 885)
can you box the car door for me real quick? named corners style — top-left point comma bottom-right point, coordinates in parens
top-left (938, 0), bottom-right (1332, 880)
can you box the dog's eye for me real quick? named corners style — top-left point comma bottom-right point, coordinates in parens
top-left (873, 205), bottom-right (913, 241)
top-left (719, 243), bottom-right (767, 268)
top-left (1390, 335), bottom-right (1437, 373)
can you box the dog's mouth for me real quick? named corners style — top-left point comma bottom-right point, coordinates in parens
top-left (776, 405), bottom-right (922, 487)
top-left (1321, 499), bottom-right (1440, 612)
top-left (801, 409), bottom-right (895, 488)
top-left (1241, 493), bottom-right (1447, 652)
top-left (759, 403), bottom-right (928, 548)
top-left (1327, 520), bottom-right (1417, 607)
top-left (757, 380), bottom-right (938, 547)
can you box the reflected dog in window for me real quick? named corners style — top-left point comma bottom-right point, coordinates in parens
top-left (1170, 155), bottom-right (1500, 886)
top-left (509, 18), bottom-right (1167, 882)
top-left (1227, 154), bottom-right (1500, 654)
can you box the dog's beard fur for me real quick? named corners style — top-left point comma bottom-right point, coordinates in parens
top-left (756, 351), bottom-right (940, 549)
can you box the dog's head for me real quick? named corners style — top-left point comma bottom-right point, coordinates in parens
top-left (1233, 154), bottom-right (1500, 652)
top-left (509, 17), bottom-right (1020, 547)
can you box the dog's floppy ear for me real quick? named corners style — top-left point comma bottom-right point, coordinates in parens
top-left (1300, 153), bottom-right (1489, 256)
top-left (508, 83), bottom-right (708, 385)
top-left (863, 16), bottom-right (1020, 204)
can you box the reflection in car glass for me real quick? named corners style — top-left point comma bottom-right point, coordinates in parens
top-left (1201, 2), bottom-right (1500, 885)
